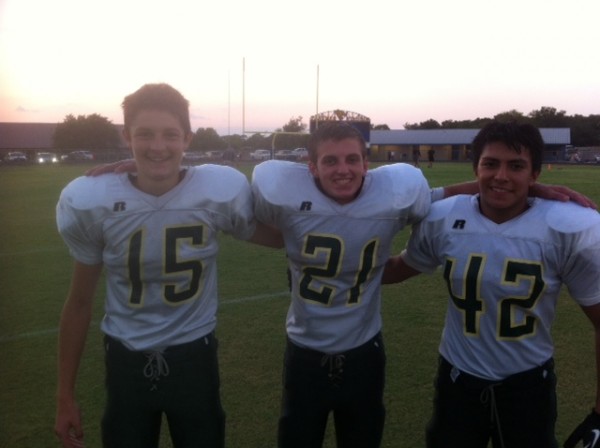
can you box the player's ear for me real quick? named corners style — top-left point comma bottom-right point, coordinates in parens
top-left (184, 131), bottom-right (194, 147)
top-left (122, 128), bottom-right (132, 145)
top-left (308, 161), bottom-right (318, 177)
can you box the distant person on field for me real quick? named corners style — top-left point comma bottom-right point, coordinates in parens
top-left (54, 83), bottom-right (281, 448)
top-left (222, 147), bottom-right (236, 166)
top-left (570, 150), bottom-right (581, 163)
top-left (412, 147), bottom-right (421, 167)
top-left (383, 121), bottom-right (600, 448)
top-left (427, 148), bottom-right (435, 168)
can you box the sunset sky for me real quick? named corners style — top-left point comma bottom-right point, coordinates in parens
top-left (1, 0), bottom-right (599, 135)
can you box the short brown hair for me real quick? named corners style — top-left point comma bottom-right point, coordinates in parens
top-left (308, 122), bottom-right (367, 162)
top-left (122, 83), bottom-right (191, 135)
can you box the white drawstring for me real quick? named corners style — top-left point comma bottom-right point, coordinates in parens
top-left (143, 351), bottom-right (170, 390)
top-left (480, 383), bottom-right (505, 448)
top-left (321, 354), bottom-right (346, 386)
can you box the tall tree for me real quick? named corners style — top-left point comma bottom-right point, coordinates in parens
top-left (404, 119), bottom-right (441, 129)
top-left (568, 114), bottom-right (600, 146)
top-left (493, 109), bottom-right (528, 123)
top-left (190, 127), bottom-right (226, 151)
top-left (53, 114), bottom-right (120, 150)
top-left (246, 132), bottom-right (271, 150)
top-left (273, 116), bottom-right (309, 149)
top-left (528, 106), bottom-right (569, 127)
top-left (279, 116), bottom-right (306, 133)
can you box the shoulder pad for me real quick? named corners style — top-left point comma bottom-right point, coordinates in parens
top-left (252, 160), bottom-right (311, 205)
top-left (369, 163), bottom-right (430, 210)
top-left (60, 175), bottom-right (117, 210)
top-left (190, 165), bottom-right (250, 202)
top-left (425, 195), bottom-right (463, 222)
top-left (544, 201), bottom-right (600, 233)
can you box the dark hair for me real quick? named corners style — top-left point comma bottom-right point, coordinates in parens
top-left (122, 83), bottom-right (191, 135)
top-left (308, 122), bottom-right (367, 162)
top-left (471, 121), bottom-right (544, 173)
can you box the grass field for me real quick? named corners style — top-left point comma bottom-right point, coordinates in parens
top-left (0, 161), bottom-right (599, 447)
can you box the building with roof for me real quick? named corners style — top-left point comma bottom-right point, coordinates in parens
top-left (368, 128), bottom-right (571, 162)
top-left (0, 122), bottom-right (128, 162)
top-left (0, 122), bottom-right (58, 152)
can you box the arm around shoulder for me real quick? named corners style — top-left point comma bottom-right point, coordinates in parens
top-left (248, 221), bottom-right (284, 248)
top-left (382, 253), bottom-right (422, 284)
top-left (442, 181), bottom-right (479, 199)
top-left (530, 183), bottom-right (597, 209)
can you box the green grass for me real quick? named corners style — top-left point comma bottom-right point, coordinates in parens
top-left (0, 161), bottom-right (599, 447)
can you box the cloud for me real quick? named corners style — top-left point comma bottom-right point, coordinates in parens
top-left (16, 106), bottom-right (38, 113)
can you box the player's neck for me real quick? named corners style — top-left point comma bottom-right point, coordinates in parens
top-left (129, 170), bottom-right (186, 196)
top-left (477, 196), bottom-right (531, 224)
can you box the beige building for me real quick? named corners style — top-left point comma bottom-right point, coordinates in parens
top-left (368, 128), bottom-right (572, 163)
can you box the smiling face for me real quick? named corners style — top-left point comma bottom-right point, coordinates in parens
top-left (308, 137), bottom-right (368, 204)
top-left (123, 109), bottom-right (192, 196)
top-left (475, 141), bottom-right (540, 223)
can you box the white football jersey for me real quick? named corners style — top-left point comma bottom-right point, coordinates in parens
top-left (252, 160), bottom-right (431, 353)
top-left (57, 165), bottom-right (256, 351)
top-left (403, 195), bottom-right (600, 380)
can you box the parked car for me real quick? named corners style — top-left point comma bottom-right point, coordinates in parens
top-left (292, 147), bottom-right (309, 161)
top-left (250, 149), bottom-right (271, 161)
top-left (205, 150), bottom-right (225, 160)
top-left (61, 150), bottom-right (95, 162)
top-left (36, 152), bottom-right (58, 164)
top-left (183, 151), bottom-right (207, 164)
top-left (4, 151), bottom-right (28, 164)
top-left (274, 149), bottom-right (296, 161)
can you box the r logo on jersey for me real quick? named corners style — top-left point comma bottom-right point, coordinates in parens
top-left (300, 201), bottom-right (312, 211)
top-left (113, 201), bottom-right (126, 212)
top-left (452, 219), bottom-right (466, 229)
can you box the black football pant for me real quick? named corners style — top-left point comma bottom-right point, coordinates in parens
top-left (426, 356), bottom-right (558, 448)
top-left (101, 333), bottom-right (225, 448)
top-left (278, 333), bottom-right (386, 448)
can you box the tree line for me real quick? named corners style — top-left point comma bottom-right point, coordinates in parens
top-left (52, 114), bottom-right (310, 153)
top-left (403, 107), bottom-right (600, 147)
top-left (52, 107), bottom-right (600, 153)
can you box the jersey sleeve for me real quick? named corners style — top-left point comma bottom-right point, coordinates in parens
top-left (251, 160), bottom-right (302, 228)
top-left (401, 196), bottom-right (459, 274)
top-left (548, 204), bottom-right (600, 306)
top-left (56, 176), bottom-right (107, 265)
top-left (381, 163), bottom-right (431, 224)
top-left (196, 165), bottom-right (257, 241)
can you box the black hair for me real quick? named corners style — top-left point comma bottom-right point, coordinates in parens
top-left (471, 121), bottom-right (544, 173)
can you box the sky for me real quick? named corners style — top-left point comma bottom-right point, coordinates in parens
top-left (1, 0), bottom-right (599, 135)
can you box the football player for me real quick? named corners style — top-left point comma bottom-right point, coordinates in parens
top-left (253, 123), bottom-right (431, 447)
top-left (383, 121), bottom-right (600, 448)
top-left (54, 83), bottom-right (281, 448)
